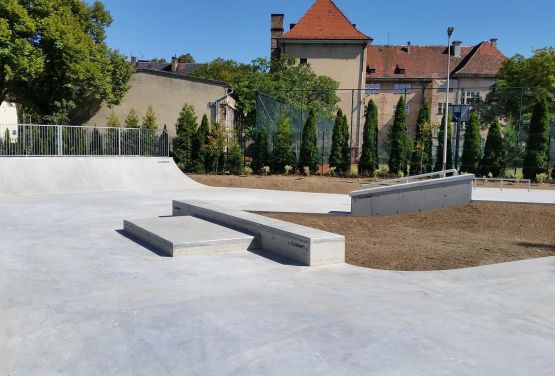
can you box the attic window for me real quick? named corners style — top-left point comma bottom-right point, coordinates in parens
top-left (367, 66), bottom-right (376, 74)
top-left (395, 64), bottom-right (406, 74)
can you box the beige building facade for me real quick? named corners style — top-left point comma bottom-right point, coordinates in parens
top-left (84, 70), bottom-right (235, 137)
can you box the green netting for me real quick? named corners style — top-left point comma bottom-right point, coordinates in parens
top-left (256, 92), bottom-right (335, 165)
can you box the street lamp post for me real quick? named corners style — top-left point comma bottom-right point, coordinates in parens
top-left (442, 27), bottom-right (454, 172)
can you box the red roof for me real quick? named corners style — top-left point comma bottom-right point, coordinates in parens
top-left (366, 42), bottom-right (506, 80)
top-left (279, 0), bottom-right (371, 41)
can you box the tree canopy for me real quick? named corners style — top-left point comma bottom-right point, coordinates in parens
top-left (190, 56), bottom-right (339, 139)
top-left (0, 0), bottom-right (133, 124)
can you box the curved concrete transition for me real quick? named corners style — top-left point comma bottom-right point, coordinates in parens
top-left (0, 156), bottom-right (202, 197)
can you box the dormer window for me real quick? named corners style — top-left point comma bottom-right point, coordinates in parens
top-left (395, 64), bottom-right (406, 74)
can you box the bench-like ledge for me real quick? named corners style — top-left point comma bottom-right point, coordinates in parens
top-left (172, 200), bottom-right (345, 266)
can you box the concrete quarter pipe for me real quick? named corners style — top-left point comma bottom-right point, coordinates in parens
top-left (0, 157), bottom-right (202, 197)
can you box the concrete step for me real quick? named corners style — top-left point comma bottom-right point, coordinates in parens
top-left (123, 216), bottom-right (256, 257)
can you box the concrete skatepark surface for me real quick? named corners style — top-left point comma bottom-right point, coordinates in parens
top-left (1, 157), bottom-right (554, 374)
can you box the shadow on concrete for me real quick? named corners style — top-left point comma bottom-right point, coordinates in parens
top-left (514, 242), bottom-right (555, 252)
top-left (115, 229), bottom-right (171, 257)
top-left (247, 249), bottom-right (305, 267)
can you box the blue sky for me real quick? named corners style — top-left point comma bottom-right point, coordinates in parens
top-left (98, 0), bottom-right (554, 63)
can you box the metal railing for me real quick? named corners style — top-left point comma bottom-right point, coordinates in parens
top-left (361, 169), bottom-right (459, 188)
top-left (0, 124), bottom-right (170, 157)
top-left (472, 177), bottom-right (531, 192)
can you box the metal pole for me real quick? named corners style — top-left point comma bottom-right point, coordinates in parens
top-left (118, 127), bottom-right (121, 156)
top-left (350, 89), bottom-right (354, 164)
top-left (57, 125), bottom-right (62, 156)
top-left (516, 87), bottom-right (524, 173)
top-left (442, 27), bottom-right (454, 171)
top-left (321, 130), bottom-right (325, 175)
top-left (138, 128), bottom-right (141, 156)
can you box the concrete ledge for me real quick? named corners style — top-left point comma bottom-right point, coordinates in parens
top-left (124, 216), bottom-right (256, 257)
top-left (350, 174), bottom-right (475, 216)
top-left (172, 200), bottom-right (345, 266)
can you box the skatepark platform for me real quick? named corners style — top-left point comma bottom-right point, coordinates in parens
top-left (123, 216), bottom-right (256, 257)
top-left (172, 200), bottom-right (345, 266)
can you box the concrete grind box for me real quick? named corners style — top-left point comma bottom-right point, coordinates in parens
top-left (350, 175), bottom-right (475, 216)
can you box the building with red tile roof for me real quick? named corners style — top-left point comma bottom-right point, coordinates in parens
top-left (272, 0), bottom-right (507, 158)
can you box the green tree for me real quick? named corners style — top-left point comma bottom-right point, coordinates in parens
top-left (502, 122), bottom-right (524, 173)
top-left (435, 112), bottom-right (453, 171)
top-left (173, 104), bottom-right (197, 170)
top-left (107, 112), bottom-right (120, 127)
top-left (460, 111), bottom-right (482, 173)
top-left (192, 114), bottom-right (210, 172)
top-left (0, 0), bottom-right (133, 123)
top-left (480, 118), bottom-right (505, 177)
top-left (203, 122), bottom-right (226, 173)
top-left (225, 133), bottom-right (243, 175)
top-left (359, 100), bottom-right (379, 176)
top-left (251, 128), bottom-right (270, 173)
top-left (523, 96), bottom-right (551, 179)
top-left (177, 53), bottom-right (195, 63)
top-left (125, 109), bottom-right (139, 128)
top-left (410, 102), bottom-right (432, 175)
top-left (271, 114), bottom-right (295, 173)
top-left (190, 56), bottom-right (339, 141)
top-left (388, 97), bottom-right (409, 175)
top-left (299, 108), bottom-right (319, 173)
top-left (340, 114), bottom-right (351, 175)
top-left (141, 106), bottom-right (158, 129)
top-left (328, 109), bottom-right (345, 171)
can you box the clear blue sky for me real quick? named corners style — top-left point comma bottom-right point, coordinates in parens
top-left (97, 0), bottom-right (554, 63)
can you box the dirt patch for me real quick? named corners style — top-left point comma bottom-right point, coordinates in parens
top-left (190, 174), bottom-right (555, 194)
top-left (261, 203), bottom-right (555, 271)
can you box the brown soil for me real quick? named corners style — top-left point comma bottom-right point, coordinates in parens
top-left (261, 203), bottom-right (555, 271)
top-left (190, 174), bottom-right (555, 194)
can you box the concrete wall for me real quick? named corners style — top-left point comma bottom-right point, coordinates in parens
top-left (84, 72), bottom-right (230, 137)
top-left (280, 41), bottom-right (367, 155)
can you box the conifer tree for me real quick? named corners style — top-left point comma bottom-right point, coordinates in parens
top-left (299, 108), bottom-right (319, 173)
top-left (480, 118), bottom-right (504, 177)
top-left (523, 96), bottom-right (550, 180)
top-left (192, 114), bottom-right (210, 172)
top-left (225, 133), bottom-right (243, 175)
top-left (328, 109), bottom-right (344, 171)
top-left (203, 122), bottom-right (226, 173)
top-left (359, 100), bottom-right (378, 176)
top-left (388, 96), bottom-right (409, 175)
top-left (410, 102), bottom-right (432, 175)
top-left (107, 112), bottom-right (120, 127)
top-left (340, 114), bottom-right (351, 174)
top-left (141, 105), bottom-right (158, 129)
top-left (272, 114), bottom-right (295, 173)
top-left (434, 112), bottom-right (453, 171)
top-left (460, 111), bottom-right (482, 173)
top-left (125, 109), bottom-right (139, 128)
top-left (173, 103), bottom-right (198, 170)
top-left (251, 128), bottom-right (270, 174)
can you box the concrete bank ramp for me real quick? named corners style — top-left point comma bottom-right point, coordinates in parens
top-left (0, 157), bottom-right (201, 197)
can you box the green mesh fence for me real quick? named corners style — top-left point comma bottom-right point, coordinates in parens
top-left (256, 92), bottom-right (335, 165)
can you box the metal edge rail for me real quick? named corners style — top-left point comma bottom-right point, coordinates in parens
top-left (361, 169), bottom-right (459, 188)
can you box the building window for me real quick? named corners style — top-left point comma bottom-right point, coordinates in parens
top-left (438, 83), bottom-right (454, 93)
top-left (365, 83), bottom-right (380, 95)
top-left (393, 105), bottom-right (409, 114)
top-left (438, 102), bottom-right (452, 114)
top-left (367, 66), bottom-right (376, 74)
top-left (299, 58), bottom-right (308, 65)
top-left (393, 83), bottom-right (411, 94)
top-left (463, 91), bottom-right (480, 104)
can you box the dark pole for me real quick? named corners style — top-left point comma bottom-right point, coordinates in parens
top-left (455, 117), bottom-right (461, 170)
top-left (350, 89), bottom-right (354, 164)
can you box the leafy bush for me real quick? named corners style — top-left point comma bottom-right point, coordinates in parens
top-left (536, 173), bottom-right (550, 183)
top-left (303, 166), bottom-right (311, 177)
top-left (261, 166), bottom-right (271, 176)
top-left (284, 165), bottom-right (293, 175)
top-left (242, 166), bottom-right (253, 176)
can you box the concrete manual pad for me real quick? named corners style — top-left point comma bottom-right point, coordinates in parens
top-left (124, 216), bottom-right (255, 257)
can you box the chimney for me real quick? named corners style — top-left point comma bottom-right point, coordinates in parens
top-left (352, 23), bottom-right (356, 28)
top-left (171, 56), bottom-right (178, 72)
top-left (289, 23), bottom-right (296, 30)
top-left (490, 38), bottom-right (498, 48)
top-left (407, 41), bottom-right (411, 54)
top-left (271, 14), bottom-right (284, 58)
top-left (452, 40), bottom-right (462, 58)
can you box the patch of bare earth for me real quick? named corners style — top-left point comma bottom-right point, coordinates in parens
top-left (190, 174), bottom-right (555, 194)
top-left (261, 203), bottom-right (555, 271)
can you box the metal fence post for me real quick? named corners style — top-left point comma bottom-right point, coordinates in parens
top-left (57, 125), bottom-right (62, 156)
top-left (138, 128), bottom-right (141, 156)
top-left (118, 127), bottom-right (121, 156)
